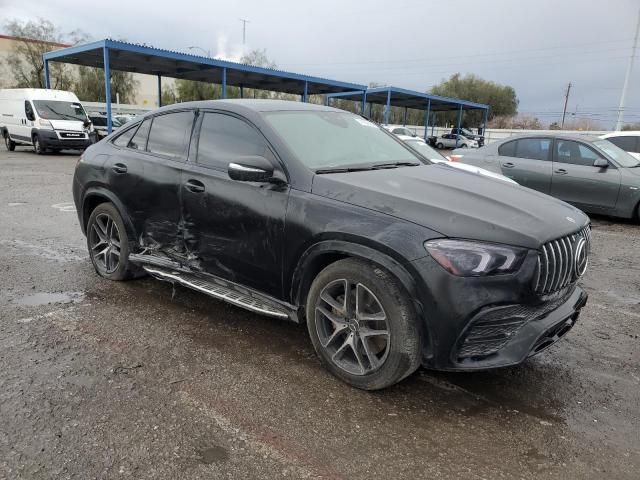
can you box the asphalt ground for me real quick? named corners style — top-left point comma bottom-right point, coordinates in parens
top-left (0, 147), bottom-right (638, 479)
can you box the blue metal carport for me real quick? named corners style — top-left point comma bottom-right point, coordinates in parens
top-left (42, 39), bottom-right (367, 134)
top-left (326, 86), bottom-right (490, 147)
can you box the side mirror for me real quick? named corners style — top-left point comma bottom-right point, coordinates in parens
top-left (593, 158), bottom-right (609, 168)
top-left (228, 156), bottom-right (274, 182)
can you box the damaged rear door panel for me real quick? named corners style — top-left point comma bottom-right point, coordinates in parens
top-left (179, 110), bottom-right (289, 298)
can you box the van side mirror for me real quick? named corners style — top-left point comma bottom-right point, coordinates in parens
top-left (593, 158), bottom-right (609, 168)
top-left (228, 156), bottom-right (274, 182)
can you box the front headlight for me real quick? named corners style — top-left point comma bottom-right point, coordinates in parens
top-left (424, 239), bottom-right (528, 276)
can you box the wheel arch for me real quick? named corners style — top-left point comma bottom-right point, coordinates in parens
top-left (290, 239), bottom-right (424, 321)
top-left (81, 187), bottom-right (137, 242)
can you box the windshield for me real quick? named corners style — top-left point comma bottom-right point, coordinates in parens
top-left (404, 140), bottom-right (447, 161)
top-left (595, 139), bottom-right (640, 167)
top-left (33, 100), bottom-right (88, 122)
top-left (263, 111), bottom-right (422, 169)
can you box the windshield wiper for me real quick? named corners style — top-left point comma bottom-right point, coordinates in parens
top-left (371, 161), bottom-right (421, 169)
top-left (315, 166), bottom-right (374, 174)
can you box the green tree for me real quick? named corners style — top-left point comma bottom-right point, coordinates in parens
top-left (430, 73), bottom-right (518, 126)
top-left (73, 66), bottom-right (140, 104)
top-left (2, 18), bottom-right (78, 89)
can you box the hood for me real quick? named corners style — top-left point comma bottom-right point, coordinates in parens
top-left (311, 164), bottom-right (589, 249)
top-left (49, 119), bottom-right (86, 132)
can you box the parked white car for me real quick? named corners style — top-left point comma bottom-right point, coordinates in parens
top-left (435, 133), bottom-right (478, 149)
top-left (0, 88), bottom-right (93, 153)
top-left (600, 131), bottom-right (640, 160)
top-left (383, 125), bottom-right (426, 143)
top-left (403, 139), bottom-right (516, 184)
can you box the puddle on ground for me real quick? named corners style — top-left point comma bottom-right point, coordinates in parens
top-left (13, 291), bottom-right (85, 307)
top-left (197, 445), bottom-right (229, 464)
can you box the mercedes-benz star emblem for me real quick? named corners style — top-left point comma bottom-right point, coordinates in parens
top-left (573, 237), bottom-right (588, 278)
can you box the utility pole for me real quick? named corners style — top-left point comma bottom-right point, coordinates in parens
top-left (561, 82), bottom-right (572, 129)
top-left (239, 18), bottom-right (250, 45)
top-left (615, 6), bottom-right (640, 131)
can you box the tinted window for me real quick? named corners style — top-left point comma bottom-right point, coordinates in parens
top-left (128, 118), bottom-right (151, 151)
top-left (608, 136), bottom-right (638, 153)
top-left (197, 113), bottom-right (268, 170)
top-left (514, 138), bottom-right (551, 161)
top-left (91, 116), bottom-right (107, 126)
top-left (113, 124), bottom-right (139, 147)
top-left (25, 101), bottom-right (35, 120)
top-left (498, 140), bottom-right (516, 157)
top-left (147, 111), bottom-right (194, 161)
top-left (555, 140), bottom-right (603, 166)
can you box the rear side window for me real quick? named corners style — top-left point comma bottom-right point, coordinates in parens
top-left (555, 140), bottom-right (603, 166)
top-left (147, 111), bottom-right (194, 161)
top-left (608, 136), bottom-right (639, 153)
top-left (196, 113), bottom-right (268, 170)
top-left (498, 140), bottom-right (516, 157)
top-left (514, 138), bottom-right (551, 161)
top-left (128, 118), bottom-right (151, 151)
top-left (112, 124), bottom-right (139, 147)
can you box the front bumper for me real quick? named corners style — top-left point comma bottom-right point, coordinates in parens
top-left (410, 254), bottom-right (588, 371)
top-left (40, 130), bottom-right (92, 150)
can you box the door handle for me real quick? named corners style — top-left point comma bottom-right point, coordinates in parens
top-left (112, 163), bottom-right (128, 174)
top-left (503, 162), bottom-right (515, 168)
top-left (554, 169), bottom-right (568, 175)
top-left (185, 179), bottom-right (205, 193)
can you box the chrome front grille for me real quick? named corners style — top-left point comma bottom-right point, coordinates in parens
top-left (534, 225), bottom-right (591, 295)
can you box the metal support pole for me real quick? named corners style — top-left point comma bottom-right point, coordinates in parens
top-left (369, 102), bottom-right (373, 119)
top-left (455, 105), bottom-right (462, 148)
top-left (157, 75), bottom-right (162, 107)
top-left (325, 95), bottom-right (330, 106)
top-left (403, 107), bottom-right (408, 126)
top-left (361, 90), bottom-right (367, 115)
top-left (384, 89), bottom-right (391, 125)
top-left (103, 47), bottom-right (112, 134)
top-left (302, 81), bottom-right (308, 102)
top-left (240, 85), bottom-right (244, 99)
top-left (221, 68), bottom-right (227, 99)
top-left (482, 108), bottom-right (489, 142)
top-left (44, 60), bottom-right (51, 89)
top-left (424, 99), bottom-right (431, 141)
top-left (431, 113), bottom-right (435, 136)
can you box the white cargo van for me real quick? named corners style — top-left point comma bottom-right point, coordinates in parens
top-left (0, 89), bottom-right (93, 154)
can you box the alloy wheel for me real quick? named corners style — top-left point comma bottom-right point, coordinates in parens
top-left (89, 213), bottom-right (122, 274)
top-left (315, 279), bottom-right (390, 376)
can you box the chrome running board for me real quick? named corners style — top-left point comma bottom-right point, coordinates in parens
top-left (142, 266), bottom-right (290, 319)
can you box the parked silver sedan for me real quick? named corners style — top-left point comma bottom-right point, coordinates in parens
top-left (454, 134), bottom-right (640, 220)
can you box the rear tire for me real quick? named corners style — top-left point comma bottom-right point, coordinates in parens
top-left (461, 144), bottom-right (468, 148)
top-left (4, 133), bottom-right (15, 151)
top-left (306, 258), bottom-right (422, 390)
top-left (86, 203), bottom-right (136, 281)
top-left (436, 142), bottom-right (444, 149)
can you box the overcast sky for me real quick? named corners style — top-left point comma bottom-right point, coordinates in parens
top-left (2, 0), bottom-right (639, 128)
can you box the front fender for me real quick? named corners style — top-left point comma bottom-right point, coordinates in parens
top-left (81, 186), bottom-right (137, 241)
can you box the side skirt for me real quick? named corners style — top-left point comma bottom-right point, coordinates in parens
top-left (129, 253), bottom-right (299, 322)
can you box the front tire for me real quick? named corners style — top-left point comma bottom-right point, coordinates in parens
top-left (306, 258), bottom-right (422, 390)
top-left (436, 142), bottom-right (444, 149)
top-left (86, 203), bottom-right (135, 281)
top-left (33, 135), bottom-right (44, 155)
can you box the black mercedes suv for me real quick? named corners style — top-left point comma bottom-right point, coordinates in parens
top-left (73, 100), bottom-right (590, 390)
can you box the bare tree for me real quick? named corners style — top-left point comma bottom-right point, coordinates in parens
top-left (3, 18), bottom-right (77, 89)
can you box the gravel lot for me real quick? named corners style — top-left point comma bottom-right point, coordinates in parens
top-left (0, 148), bottom-right (638, 479)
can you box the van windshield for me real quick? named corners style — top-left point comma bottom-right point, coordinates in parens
top-left (33, 100), bottom-right (88, 122)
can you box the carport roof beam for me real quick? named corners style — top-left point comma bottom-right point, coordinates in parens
top-left (326, 86), bottom-right (489, 113)
top-left (43, 39), bottom-right (367, 96)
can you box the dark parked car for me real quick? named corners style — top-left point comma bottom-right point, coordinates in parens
top-left (455, 134), bottom-right (640, 220)
top-left (451, 127), bottom-right (484, 146)
top-left (73, 100), bottom-right (590, 390)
